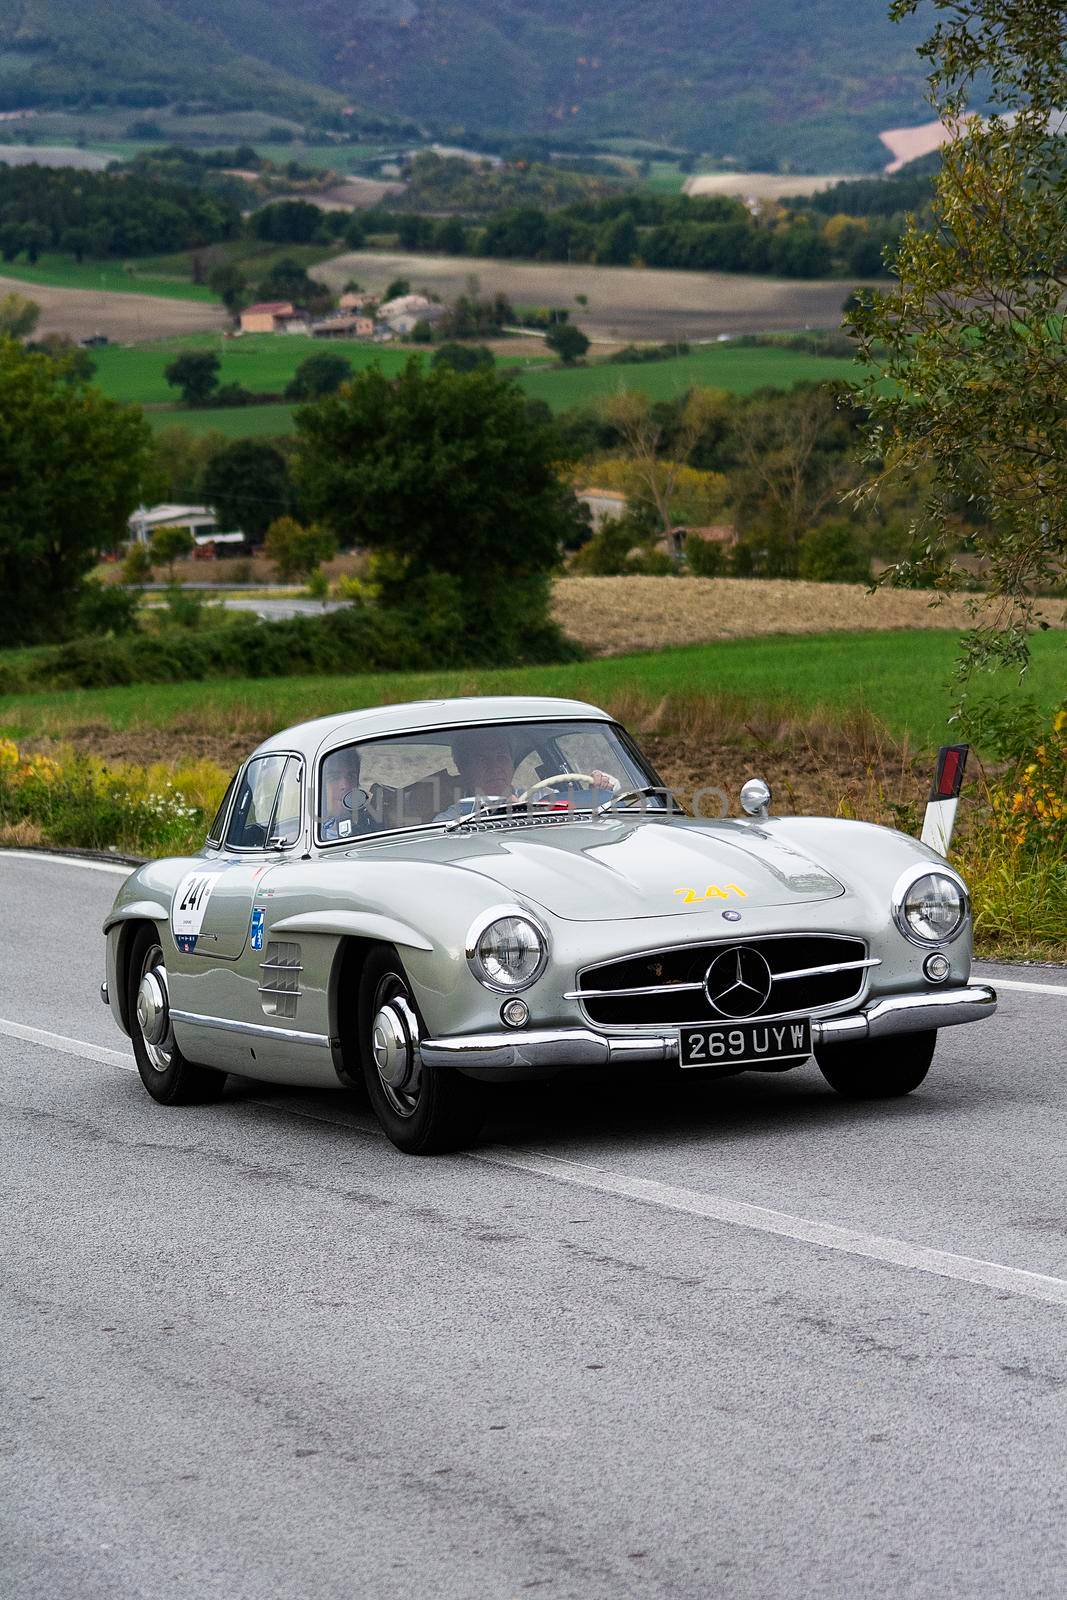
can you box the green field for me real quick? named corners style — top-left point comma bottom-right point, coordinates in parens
top-left (0, 253), bottom-right (216, 301)
top-left (521, 343), bottom-right (859, 409)
top-left (97, 334), bottom-right (859, 438)
top-left (2, 631), bottom-right (1061, 753)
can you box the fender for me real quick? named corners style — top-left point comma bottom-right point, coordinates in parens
top-left (102, 898), bottom-right (169, 935)
top-left (269, 909), bottom-right (434, 952)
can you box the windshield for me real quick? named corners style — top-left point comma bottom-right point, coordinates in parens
top-left (316, 719), bottom-right (668, 842)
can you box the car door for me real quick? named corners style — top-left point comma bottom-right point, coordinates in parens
top-left (169, 753), bottom-right (305, 1027)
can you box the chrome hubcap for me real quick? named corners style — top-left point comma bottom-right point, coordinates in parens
top-left (136, 969), bottom-right (168, 1046)
top-left (371, 983), bottom-right (421, 1117)
top-left (137, 944), bottom-right (175, 1073)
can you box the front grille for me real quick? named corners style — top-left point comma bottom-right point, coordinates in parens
top-left (577, 935), bottom-right (869, 1027)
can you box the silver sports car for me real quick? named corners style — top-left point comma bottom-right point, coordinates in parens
top-left (101, 696), bottom-right (996, 1153)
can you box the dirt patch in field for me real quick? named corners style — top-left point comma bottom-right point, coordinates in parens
top-left (5, 276), bottom-right (228, 342)
top-left (684, 173), bottom-right (858, 200)
top-left (553, 576), bottom-right (1065, 655)
top-left (315, 250), bottom-right (852, 340)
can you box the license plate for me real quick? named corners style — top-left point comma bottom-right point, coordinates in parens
top-left (678, 1017), bottom-right (811, 1069)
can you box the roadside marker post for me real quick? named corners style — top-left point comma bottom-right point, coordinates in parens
top-left (920, 744), bottom-right (969, 855)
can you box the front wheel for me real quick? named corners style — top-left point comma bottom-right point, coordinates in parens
top-left (815, 1030), bottom-right (937, 1100)
top-left (358, 946), bottom-right (484, 1155)
top-left (127, 925), bottom-right (227, 1105)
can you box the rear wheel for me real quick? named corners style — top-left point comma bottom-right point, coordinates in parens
top-left (358, 946), bottom-right (484, 1155)
top-left (127, 925), bottom-right (227, 1105)
top-left (815, 1030), bottom-right (937, 1100)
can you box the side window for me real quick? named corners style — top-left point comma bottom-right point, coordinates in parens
top-left (267, 756), bottom-right (304, 848)
top-left (225, 755), bottom-right (287, 850)
top-left (207, 769), bottom-right (240, 844)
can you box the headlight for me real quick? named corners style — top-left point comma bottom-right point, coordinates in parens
top-left (893, 868), bottom-right (967, 944)
top-left (467, 910), bottom-right (548, 991)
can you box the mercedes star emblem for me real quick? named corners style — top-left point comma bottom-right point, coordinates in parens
top-left (704, 946), bottom-right (773, 1017)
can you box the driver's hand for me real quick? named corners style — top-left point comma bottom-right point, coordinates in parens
top-left (590, 770), bottom-right (621, 791)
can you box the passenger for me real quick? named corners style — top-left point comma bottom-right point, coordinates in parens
top-left (320, 745), bottom-right (369, 840)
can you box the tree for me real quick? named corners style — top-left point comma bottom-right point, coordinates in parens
top-left (201, 440), bottom-right (293, 542)
top-left (728, 385), bottom-right (858, 564)
top-left (0, 292), bottom-right (40, 340)
top-left (27, 334), bottom-right (95, 383)
top-left (164, 350), bottom-right (220, 407)
top-left (797, 521), bottom-right (871, 582)
top-left (284, 351), bottom-right (353, 401)
top-left (600, 386), bottom-right (729, 549)
top-left (208, 262), bottom-right (249, 316)
top-left (382, 277), bottom-right (411, 302)
top-left (150, 523), bottom-right (195, 580)
top-left (263, 516), bottom-right (337, 581)
top-left (431, 342), bottom-right (494, 373)
top-left (122, 541), bottom-right (154, 586)
top-left (253, 200), bottom-right (323, 244)
top-left (849, 0), bottom-right (1067, 676)
top-left (149, 427), bottom-right (227, 502)
top-left (0, 339), bottom-right (153, 645)
top-left (295, 359), bottom-right (583, 659)
top-left (545, 323), bottom-right (590, 365)
top-left (256, 257), bottom-right (332, 313)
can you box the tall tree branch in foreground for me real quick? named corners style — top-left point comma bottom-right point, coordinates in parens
top-left (848, 0), bottom-right (1066, 680)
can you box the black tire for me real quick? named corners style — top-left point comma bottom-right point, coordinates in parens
top-left (127, 925), bottom-right (227, 1106)
top-left (358, 946), bottom-right (484, 1155)
top-left (815, 1030), bottom-right (937, 1100)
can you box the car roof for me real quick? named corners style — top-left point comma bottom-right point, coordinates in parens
top-left (252, 696), bottom-right (613, 763)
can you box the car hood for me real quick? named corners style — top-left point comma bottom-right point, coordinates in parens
top-left (364, 818), bottom-right (846, 921)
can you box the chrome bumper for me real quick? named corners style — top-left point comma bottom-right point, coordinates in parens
top-left (419, 984), bottom-right (997, 1071)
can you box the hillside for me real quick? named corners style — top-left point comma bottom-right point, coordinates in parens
top-left (0, 0), bottom-right (935, 169)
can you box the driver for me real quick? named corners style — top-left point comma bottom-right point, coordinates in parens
top-left (320, 745), bottom-right (370, 840)
top-left (440, 727), bottom-right (619, 819)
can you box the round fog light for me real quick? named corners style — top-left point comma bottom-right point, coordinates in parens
top-left (924, 952), bottom-right (951, 983)
top-left (501, 998), bottom-right (530, 1029)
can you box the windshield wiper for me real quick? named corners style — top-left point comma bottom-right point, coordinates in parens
top-left (594, 785), bottom-right (680, 818)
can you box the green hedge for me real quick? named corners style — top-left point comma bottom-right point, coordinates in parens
top-left (0, 601), bottom-right (581, 695)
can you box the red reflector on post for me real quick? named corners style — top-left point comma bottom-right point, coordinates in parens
top-left (930, 744), bottom-right (969, 802)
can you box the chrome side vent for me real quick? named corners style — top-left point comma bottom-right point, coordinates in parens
top-left (259, 940), bottom-right (302, 1019)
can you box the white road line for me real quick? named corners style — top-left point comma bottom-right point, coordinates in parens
top-left (474, 1148), bottom-right (1067, 1309)
top-left (3, 1013), bottom-right (1064, 1310)
top-left (0, 1017), bottom-right (135, 1071)
top-left (0, 850), bottom-right (133, 876)
top-left (992, 977), bottom-right (1067, 997)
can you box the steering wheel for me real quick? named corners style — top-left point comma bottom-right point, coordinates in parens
top-left (517, 772), bottom-right (618, 804)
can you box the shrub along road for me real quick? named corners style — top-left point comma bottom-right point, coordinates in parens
top-left (1, 851), bottom-right (1065, 1598)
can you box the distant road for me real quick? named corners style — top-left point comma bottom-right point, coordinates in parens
top-left (317, 250), bottom-right (853, 341)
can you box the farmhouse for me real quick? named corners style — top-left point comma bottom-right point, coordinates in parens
top-left (313, 313), bottom-right (375, 339)
top-left (577, 487), bottom-right (627, 527)
top-left (376, 293), bottom-right (446, 333)
top-left (239, 301), bottom-right (295, 334)
top-left (127, 504), bottom-right (219, 545)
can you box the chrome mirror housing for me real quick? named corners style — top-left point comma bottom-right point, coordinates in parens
top-left (740, 777), bottom-right (772, 819)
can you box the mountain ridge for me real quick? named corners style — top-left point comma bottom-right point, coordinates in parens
top-left (0, 1), bottom-right (936, 169)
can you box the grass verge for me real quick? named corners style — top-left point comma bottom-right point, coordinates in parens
top-left (1, 631), bottom-right (1060, 751)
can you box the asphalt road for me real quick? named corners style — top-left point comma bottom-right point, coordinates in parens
top-left (1, 853), bottom-right (1064, 1600)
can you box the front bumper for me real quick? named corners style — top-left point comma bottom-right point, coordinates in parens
top-left (419, 983), bottom-right (997, 1072)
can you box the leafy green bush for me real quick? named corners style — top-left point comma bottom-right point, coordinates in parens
top-left (0, 741), bottom-right (224, 856)
top-left (685, 537), bottom-right (725, 577)
top-left (797, 521), bottom-right (871, 583)
top-left (75, 578), bottom-right (141, 637)
top-left (0, 591), bottom-right (583, 694)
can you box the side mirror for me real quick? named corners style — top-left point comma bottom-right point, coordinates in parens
top-left (740, 778), bottom-right (772, 820)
